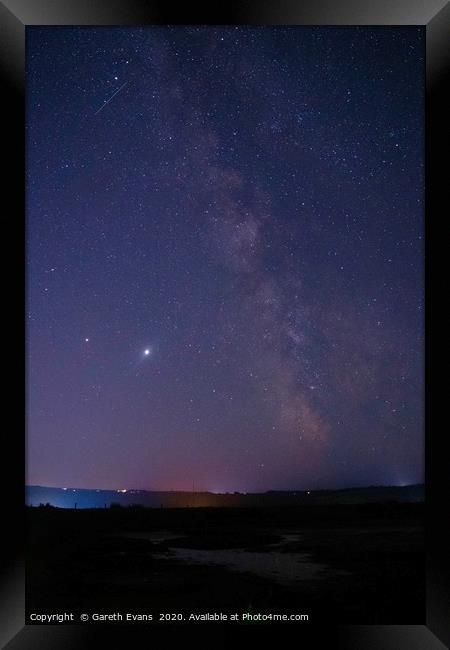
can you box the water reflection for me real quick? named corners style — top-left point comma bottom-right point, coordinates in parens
top-left (164, 547), bottom-right (326, 584)
top-left (122, 530), bottom-right (329, 584)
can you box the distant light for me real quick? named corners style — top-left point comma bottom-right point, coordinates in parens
top-left (307, 491), bottom-right (310, 495)
top-left (117, 489), bottom-right (127, 493)
top-left (85, 338), bottom-right (89, 342)
top-left (144, 349), bottom-right (150, 356)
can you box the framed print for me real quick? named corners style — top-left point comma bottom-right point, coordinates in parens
top-left (1, 0), bottom-right (448, 647)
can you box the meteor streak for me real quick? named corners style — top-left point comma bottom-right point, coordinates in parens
top-left (94, 81), bottom-right (128, 115)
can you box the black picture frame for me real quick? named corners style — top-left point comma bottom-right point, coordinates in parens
top-left (1, 0), bottom-right (448, 647)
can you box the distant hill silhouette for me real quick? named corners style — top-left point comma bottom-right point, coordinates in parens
top-left (26, 483), bottom-right (424, 509)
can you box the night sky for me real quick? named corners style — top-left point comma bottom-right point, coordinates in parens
top-left (27, 27), bottom-right (424, 493)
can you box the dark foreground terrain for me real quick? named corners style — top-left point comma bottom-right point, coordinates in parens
top-left (26, 503), bottom-right (424, 624)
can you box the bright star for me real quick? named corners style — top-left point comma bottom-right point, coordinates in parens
top-left (144, 349), bottom-right (150, 356)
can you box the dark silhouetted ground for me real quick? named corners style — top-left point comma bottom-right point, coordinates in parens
top-left (26, 502), bottom-right (424, 624)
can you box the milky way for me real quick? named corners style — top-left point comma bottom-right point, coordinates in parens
top-left (27, 26), bottom-right (424, 491)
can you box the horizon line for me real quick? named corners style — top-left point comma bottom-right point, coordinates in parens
top-left (26, 482), bottom-right (425, 495)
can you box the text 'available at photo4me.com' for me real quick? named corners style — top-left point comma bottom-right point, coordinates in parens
top-left (28, 611), bottom-right (310, 623)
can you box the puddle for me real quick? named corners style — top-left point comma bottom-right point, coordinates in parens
top-left (120, 529), bottom-right (340, 585)
top-left (158, 546), bottom-right (327, 584)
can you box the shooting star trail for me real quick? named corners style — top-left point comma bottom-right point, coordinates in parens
top-left (94, 81), bottom-right (128, 115)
